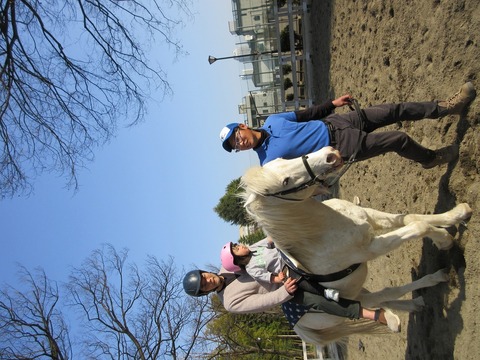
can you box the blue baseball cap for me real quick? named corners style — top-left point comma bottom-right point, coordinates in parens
top-left (219, 123), bottom-right (239, 152)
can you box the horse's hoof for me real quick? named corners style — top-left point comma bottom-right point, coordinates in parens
top-left (412, 296), bottom-right (425, 311)
top-left (437, 239), bottom-right (454, 251)
top-left (431, 230), bottom-right (454, 250)
top-left (456, 203), bottom-right (472, 221)
top-left (432, 269), bottom-right (449, 283)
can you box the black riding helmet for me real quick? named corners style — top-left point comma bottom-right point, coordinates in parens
top-left (183, 270), bottom-right (207, 297)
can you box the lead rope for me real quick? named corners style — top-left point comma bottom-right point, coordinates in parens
top-left (325, 98), bottom-right (366, 187)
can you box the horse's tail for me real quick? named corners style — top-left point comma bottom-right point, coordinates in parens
top-left (294, 319), bottom-right (389, 346)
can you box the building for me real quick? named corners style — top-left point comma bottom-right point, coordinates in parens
top-left (226, 0), bottom-right (313, 127)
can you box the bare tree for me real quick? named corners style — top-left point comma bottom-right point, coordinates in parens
top-left (198, 296), bottom-right (302, 360)
top-left (67, 244), bottom-right (213, 359)
top-left (0, 266), bottom-right (73, 359)
top-left (0, 0), bottom-right (192, 197)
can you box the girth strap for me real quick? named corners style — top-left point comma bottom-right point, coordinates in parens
top-left (280, 251), bottom-right (361, 283)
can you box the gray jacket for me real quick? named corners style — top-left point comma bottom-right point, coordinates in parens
top-left (245, 238), bottom-right (284, 286)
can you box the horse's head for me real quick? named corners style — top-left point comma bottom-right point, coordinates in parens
top-left (242, 146), bottom-right (343, 201)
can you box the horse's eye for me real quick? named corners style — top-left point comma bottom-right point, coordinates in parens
top-left (282, 177), bottom-right (290, 186)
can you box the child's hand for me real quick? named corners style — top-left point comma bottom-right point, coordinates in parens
top-left (266, 236), bottom-right (275, 249)
top-left (271, 272), bottom-right (287, 284)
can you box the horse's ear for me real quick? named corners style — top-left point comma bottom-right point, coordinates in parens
top-left (244, 193), bottom-right (257, 207)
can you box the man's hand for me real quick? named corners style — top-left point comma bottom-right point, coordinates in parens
top-left (283, 277), bottom-right (297, 295)
top-left (332, 94), bottom-right (353, 107)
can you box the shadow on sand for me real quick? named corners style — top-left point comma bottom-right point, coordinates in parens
top-left (307, 3), bottom-right (475, 358)
top-left (308, 0), bottom-right (334, 102)
top-left (404, 113), bottom-right (472, 359)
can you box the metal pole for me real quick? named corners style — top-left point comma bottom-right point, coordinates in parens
top-left (208, 50), bottom-right (278, 65)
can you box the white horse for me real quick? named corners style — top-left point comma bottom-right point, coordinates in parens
top-left (241, 146), bottom-right (472, 345)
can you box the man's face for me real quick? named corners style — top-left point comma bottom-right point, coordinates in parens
top-left (228, 125), bottom-right (256, 152)
top-left (200, 272), bottom-right (224, 293)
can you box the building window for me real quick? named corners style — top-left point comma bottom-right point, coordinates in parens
top-left (253, 15), bottom-right (260, 21)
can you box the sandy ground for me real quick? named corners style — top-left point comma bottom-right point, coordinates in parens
top-left (308, 1), bottom-right (480, 359)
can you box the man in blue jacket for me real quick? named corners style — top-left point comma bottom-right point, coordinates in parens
top-left (220, 82), bottom-right (475, 169)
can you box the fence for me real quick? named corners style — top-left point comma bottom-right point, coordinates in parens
top-left (302, 341), bottom-right (342, 360)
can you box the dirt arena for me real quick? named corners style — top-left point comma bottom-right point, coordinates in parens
top-left (308, 1), bottom-right (479, 359)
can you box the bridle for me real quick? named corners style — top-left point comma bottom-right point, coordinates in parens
top-left (265, 98), bottom-right (367, 199)
top-left (266, 155), bottom-right (332, 200)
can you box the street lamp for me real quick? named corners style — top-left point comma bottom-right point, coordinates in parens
top-left (208, 53), bottom-right (254, 65)
top-left (208, 50), bottom-right (279, 65)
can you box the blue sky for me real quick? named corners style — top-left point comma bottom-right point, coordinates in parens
top-left (0, 1), bottom-right (258, 286)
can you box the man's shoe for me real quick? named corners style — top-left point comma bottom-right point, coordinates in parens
top-left (384, 310), bottom-right (401, 333)
top-left (439, 82), bottom-right (476, 115)
top-left (422, 144), bottom-right (459, 169)
top-left (376, 309), bottom-right (401, 332)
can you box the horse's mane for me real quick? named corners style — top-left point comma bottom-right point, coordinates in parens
top-left (241, 166), bottom-right (330, 241)
top-left (239, 191), bottom-right (332, 273)
top-left (241, 165), bottom-right (284, 196)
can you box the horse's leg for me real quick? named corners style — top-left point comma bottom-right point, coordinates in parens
top-left (379, 297), bottom-right (425, 312)
top-left (361, 208), bottom-right (413, 230)
top-left (366, 220), bottom-right (454, 254)
top-left (355, 269), bottom-right (448, 309)
top-left (362, 203), bottom-right (472, 230)
top-left (403, 203), bottom-right (472, 227)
